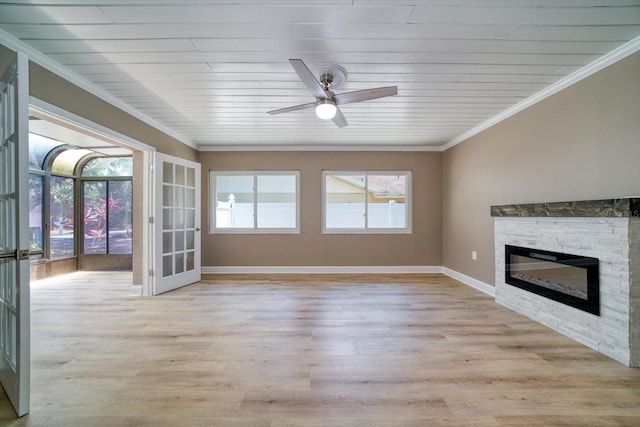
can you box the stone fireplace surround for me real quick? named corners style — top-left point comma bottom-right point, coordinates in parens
top-left (492, 198), bottom-right (639, 367)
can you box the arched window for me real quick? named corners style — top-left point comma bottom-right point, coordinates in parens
top-left (28, 133), bottom-right (65, 170)
top-left (28, 134), bottom-right (65, 258)
top-left (28, 130), bottom-right (134, 261)
top-left (82, 157), bottom-right (133, 177)
top-left (28, 134), bottom-right (81, 260)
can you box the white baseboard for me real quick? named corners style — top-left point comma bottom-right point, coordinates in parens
top-left (202, 265), bottom-right (443, 275)
top-left (442, 267), bottom-right (495, 297)
top-left (201, 265), bottom-right (495, 296)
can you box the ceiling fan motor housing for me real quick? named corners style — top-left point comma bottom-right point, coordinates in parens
top-left (315, 64), bottom-right (348, 89)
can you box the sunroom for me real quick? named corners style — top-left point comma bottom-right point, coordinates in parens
top-left (28, 117), bottom-right (133, 279)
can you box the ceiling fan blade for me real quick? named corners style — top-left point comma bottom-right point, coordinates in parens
top-left (289, 59), bottom-right (327, 99)
top-left (267, 101), bottom-right (316, 115)
top-left (334, 86), bottom-right (398, 105)
top-left (332, 106), bottom-right (348, 128)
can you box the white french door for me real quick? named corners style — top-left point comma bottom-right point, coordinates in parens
top-left (0, 51), bottom-right (30, 416)
top-left (153, 153), bottom-right (201, 295)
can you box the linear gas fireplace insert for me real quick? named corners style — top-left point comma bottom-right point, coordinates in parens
top-left (505, 245), bottom-right (600, 315)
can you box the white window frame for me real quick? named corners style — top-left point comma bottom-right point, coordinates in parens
top-left (322, 170), bottom-right (412, 234)
top-left (210, 170), bottom-right (300, 234)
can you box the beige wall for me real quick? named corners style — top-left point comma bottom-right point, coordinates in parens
top-left (199, 151), bottom-right (442, 267)
top-left (443, 51), bottom-right (640, 286)
top-left (28, 63), bottom-right (197, 161)
top-left (9, 41), bottom-right (638, 277)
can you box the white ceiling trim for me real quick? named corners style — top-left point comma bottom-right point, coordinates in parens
top-left (2, 21), bottom-right (639, 154)
top-left (0, 27), bottom-right (194, 149)
top-left (198, 144), bottom-right (442, 152)
top-left (442, 35), bottom-right (640, 152)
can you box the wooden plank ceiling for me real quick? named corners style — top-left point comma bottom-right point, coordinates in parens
top-left (1, 1), bottom-right (639, 149)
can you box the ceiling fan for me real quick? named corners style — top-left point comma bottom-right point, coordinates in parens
top-left (267, 59), bottom-right (398, 128)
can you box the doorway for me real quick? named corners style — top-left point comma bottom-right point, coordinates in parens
top-left (1, 44), bottom-right (201, 417)
top-left (28, 99), bottom-right (155, 296)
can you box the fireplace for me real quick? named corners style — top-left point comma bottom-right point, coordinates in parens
top-left (493, 198), bottom-right (639, 366)
top-left (505, 245), bottom-right (600, 315)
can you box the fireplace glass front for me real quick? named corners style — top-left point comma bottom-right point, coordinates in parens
top-left (505, 245), bottom-right (599, 315)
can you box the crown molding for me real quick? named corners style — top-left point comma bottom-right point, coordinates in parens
top-left (198, 144), bottom-right (443, 152)
top-left (442, 35), bottom-right (640, 151)
top-left (0, 28), bottom-right (195, 149)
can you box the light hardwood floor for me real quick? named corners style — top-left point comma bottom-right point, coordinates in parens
top-left (1, 272), bottom-right (639, 426)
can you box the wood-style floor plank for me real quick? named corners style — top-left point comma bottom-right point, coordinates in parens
top-left (0, 272), bottom-right (639, 426)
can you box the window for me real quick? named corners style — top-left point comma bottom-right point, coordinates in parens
top-left (49, 176), bottom-right (75, 258)
top-left (82, 157), bottom-right (133, 254)
top-left (29, 174), bottom-right (44, 256)
top-left (323, 171), bottom-right (411, 233)
top-left (28, 134), bottom-right (65, 170)
top-left (210, 171), bottom-right (299, 233)
top-left (82, 157), bottom-right (133, 177)
top-left (28, 129), bottom-right (134, 261)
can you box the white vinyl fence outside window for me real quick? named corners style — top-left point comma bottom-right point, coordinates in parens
top-left (323, 171), bottom-right (411, 234)
top-left (210, 171), bottom-right (299, 233)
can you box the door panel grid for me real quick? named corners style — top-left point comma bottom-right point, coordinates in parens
top-left (154, 153), bottom-right (200, 295)
top-left (161, 162), bottom-right (197, 277)
top-left (0, 51), bottom-right (30, 417)
top-left (0, 65), bottom-right (18, 371)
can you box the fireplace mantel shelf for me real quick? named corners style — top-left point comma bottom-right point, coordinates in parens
top-left (491, 197), bottom-right (640, 218)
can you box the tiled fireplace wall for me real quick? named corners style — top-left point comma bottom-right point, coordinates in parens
top-left (494, 216), bottom-right (639, 366)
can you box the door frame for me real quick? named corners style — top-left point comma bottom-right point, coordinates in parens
top-left (28, 98), bottom-right (157, 296)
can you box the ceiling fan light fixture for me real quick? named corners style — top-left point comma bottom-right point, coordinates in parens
top-left (315, 99), bottom-right (337, 120)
